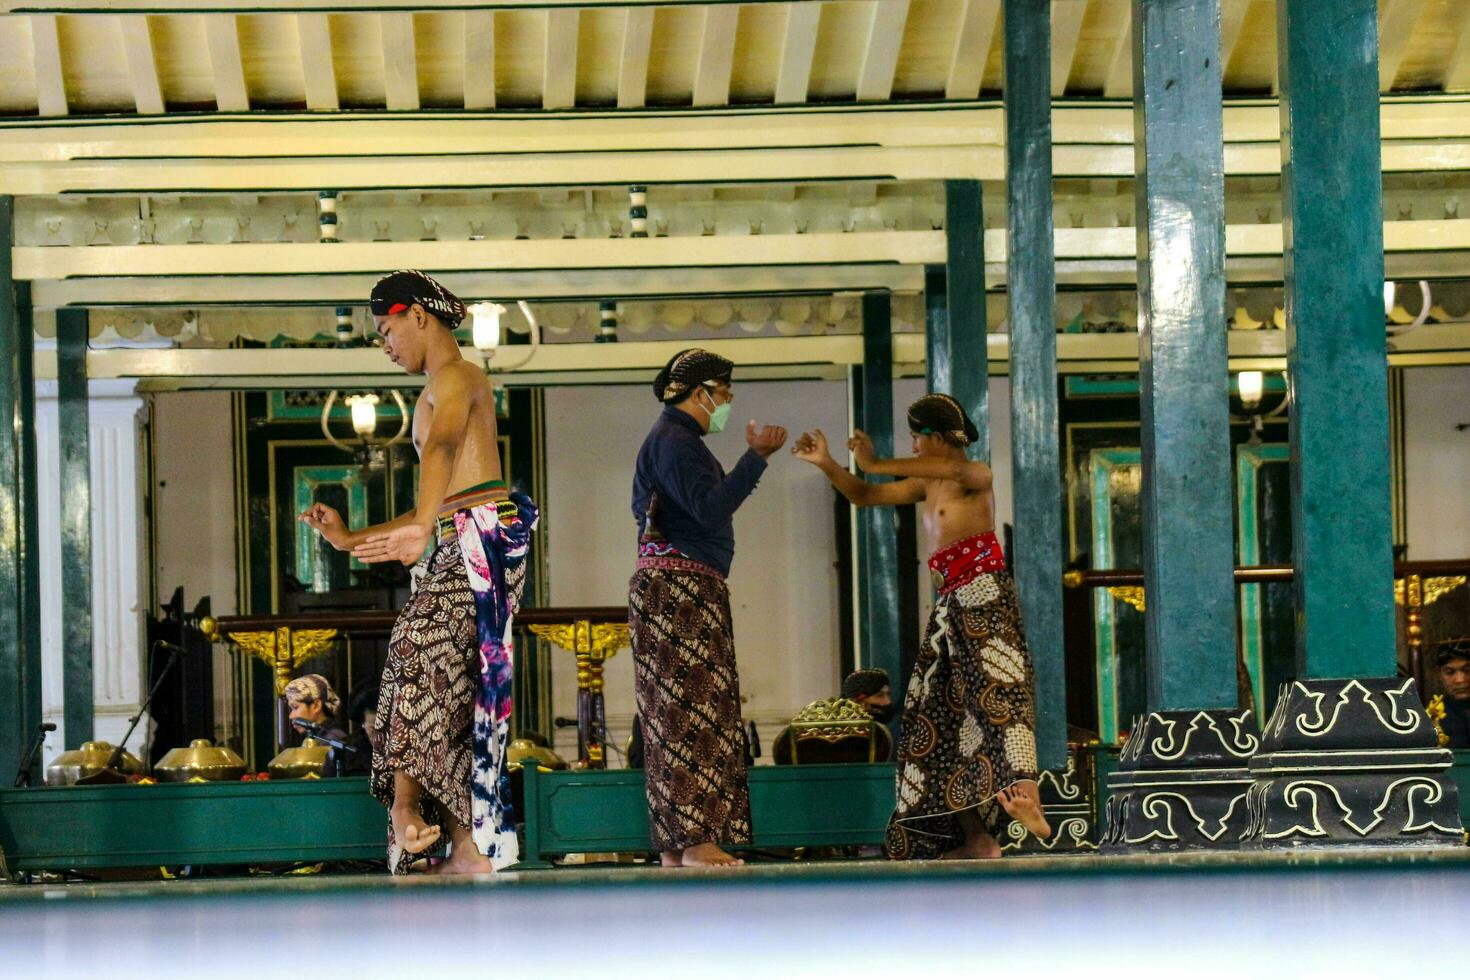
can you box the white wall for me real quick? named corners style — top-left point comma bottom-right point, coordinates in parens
top-left (150, 391), bottom-right (239, 742)
top-left (1404, 366), bottom-right (1470, 560)
top-left (543, 380), bottom-right (848, 762)
top-left (542, 375), bottom-right (1016, 764)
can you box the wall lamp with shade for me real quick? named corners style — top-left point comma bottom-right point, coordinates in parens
top-left (321, 388), bottom-right (411, 475)
top-left (468, 299), bottom-right (542, 376)
top-left (1384, 279), bottom-right (1432, 333)
top-left (1233, 370), bottom-right (1289, 444)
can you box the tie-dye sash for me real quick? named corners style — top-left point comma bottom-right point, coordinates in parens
top-left (450, 489), bottom-right (538, 870)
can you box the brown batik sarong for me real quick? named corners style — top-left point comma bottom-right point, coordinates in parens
top-left (629, 554), bottom-right (753, 853)
top-left (884, 533), bottom-right (1040, 860)
top-left (369, 509), bottom-right (530, 875)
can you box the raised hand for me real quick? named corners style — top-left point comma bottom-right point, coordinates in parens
top-left (848, 429), bottom-right (877, 469)
top-left (746, 419), bottom-right (789, 459)
top-left (299, 502), bottom-right (349, 551)
top-left (352, 522), bottom-right (432, 566)
top-left (791, 429), bottom-right (833, 466)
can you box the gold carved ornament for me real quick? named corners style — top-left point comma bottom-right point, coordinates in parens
top-left (215, 626), bottom-right (340, 695)
top-left (1427, 694), bottom-right (1450, 748)
top-left (528, 620), bottom-right (631, 693)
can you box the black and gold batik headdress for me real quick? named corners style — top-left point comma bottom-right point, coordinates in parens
top-left (906, 393), bottom-right (979, 447)
top-left (369, 269), bottom-right (467, 329)
top-left (653, 348), bottom-right (735, 404)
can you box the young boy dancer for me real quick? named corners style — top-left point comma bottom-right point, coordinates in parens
top-left (793, 393), bottom-right (1050, 859)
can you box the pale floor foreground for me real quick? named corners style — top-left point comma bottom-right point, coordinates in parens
top-left (3, 850), bottom-right (1468, 979)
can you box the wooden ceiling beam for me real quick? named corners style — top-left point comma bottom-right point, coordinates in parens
top-left (773, 2), bottom-right (820, 104)
top-left (380, 11), bottom-right (420, 110)
top-left (29, 14), bottom-right (68, 116)
top-left (542, 9), bottom-right (578, 110)
top-left (1378, 0), bottom-right (1429, 91)
top-left (617, 7), bottom-right (654, 108)
top-left (463, 10), bottom-right (496, 109)
top-left (1443, 1), bottom-right (1470, 92)
top-left (1102, 8), bottom-right (1132, 98)
top-left (297, 12), bottom-right (339, 110)
top-left (692, 5), bottom-right (740, 107)
top-left (855, 0), bottom-right (910, 101)
top-left (1050, 0), bottom-right (1086, 98)
top-left (1219, 0), bottom-right (1249, 77)
top-left (6, 0), bottom-right (769, 9)
top-left (204, 14), bottom-right (250, 112)
top-left (117, 14), bottom-right (165, 114)
top-left (944, 0), bottom-right (999, 101)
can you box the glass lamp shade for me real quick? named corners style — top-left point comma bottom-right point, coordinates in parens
top-left (1237, 371), bottom-right (1264, 410)
top-left (345, 393), bottom-right (379, 438)
top-left (469, 302), bottom-right (506, 352)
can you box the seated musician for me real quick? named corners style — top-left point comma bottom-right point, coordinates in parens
top-left (842, 668), bottom-right (894, 724)
top-left (1436, 638), bottom-right (1470, 749)
top-left (284, 674), bottom-right (350, 775)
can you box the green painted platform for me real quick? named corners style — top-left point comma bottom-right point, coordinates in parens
top-left (4, 752), bottom-right (1465, 874)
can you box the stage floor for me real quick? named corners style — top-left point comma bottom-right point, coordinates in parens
top-left (5, 849), bottom-right (1468, 978)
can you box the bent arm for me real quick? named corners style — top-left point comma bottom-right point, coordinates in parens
top-left (662, 442), bottom-right (767, 527)
top-left (814, 458), bottom-right (926, 507)
top-left (862, 455), bottom-right (992, 490)
top-left (328, 510), bottom-right (419, 551)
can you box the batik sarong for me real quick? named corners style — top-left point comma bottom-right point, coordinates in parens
top-left (628, 550), bottom-right (753, 853)
top-left (371, 480), bottom-right (537, 874)
top-left (884, 531), bottom-right (1040, 860)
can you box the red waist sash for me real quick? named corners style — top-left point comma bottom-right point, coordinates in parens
top-left (928, 531), bottom-right (1006, 594)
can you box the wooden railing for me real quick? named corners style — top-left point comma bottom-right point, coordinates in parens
top-left (1063, 559), bottom-right (1470, 695)
top-left (203, 606), bottom-right (629, 764)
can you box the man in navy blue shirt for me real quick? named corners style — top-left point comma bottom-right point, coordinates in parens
top-left (628, 348), bottom-right (787, 867)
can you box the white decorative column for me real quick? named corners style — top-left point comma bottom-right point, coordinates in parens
top-left (35, 377), bottom-right (148, 768)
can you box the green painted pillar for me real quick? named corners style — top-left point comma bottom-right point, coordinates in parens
top-left (0, 196), bottom-right (44, 781)
top-left (856, 292), bottom-right (902, 693)
top-left (923, 263), bottom-right (946, 395)
top-left (931, 179), bottom-right (989, 460)
top-left (58, 308), bottom-right (93, 747)
top-left (1276, 0), bottom-right (1394, 678)
top-left (1132, 0), bottom-right (1236, 712)
top-left (1004, 0), bottom-right (1066, 771)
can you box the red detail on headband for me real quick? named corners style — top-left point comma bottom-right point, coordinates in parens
top-left (387, 303), bottom-right (409, 315)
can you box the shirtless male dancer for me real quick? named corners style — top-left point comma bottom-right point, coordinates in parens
top-left (301, 270), bottom-right (537, 875)
top-left (793, 393), bottom-right (1050, 859)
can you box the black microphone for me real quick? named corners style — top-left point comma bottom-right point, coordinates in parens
top-left (39, 722), bottom-right (57, 733)
top-left (155, 639), bottom-right (190, 654)
top-left (292, 718), bottom-right (357, 753)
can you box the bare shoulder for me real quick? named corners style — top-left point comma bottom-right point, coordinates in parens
top-left (426, 360), bottom-right (487, 404)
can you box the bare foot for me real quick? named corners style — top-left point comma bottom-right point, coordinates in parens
top-left (998, 783), bottom-right (1052, 841)
top-left (660, 850), bottom-right (683, 868)
top-left (431, 846), bottom-right (494, 876)
top-left (679, 843), bottom-right (744, 867)
top-left (391, 804), bottom-right (442, 855)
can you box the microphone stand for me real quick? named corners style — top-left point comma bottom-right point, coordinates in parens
top-left (292, 720), bottom-right (358, 777)
top-left (13, 724), bottom-right (55, 788)
top-left (77, 642), bottom-right (185, 785)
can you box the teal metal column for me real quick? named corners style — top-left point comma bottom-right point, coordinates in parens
top-left (923, 264), bottom-right (946, 395)
top-left (930, 179), bottom-right (989, 460)
top-left (1276, 0), bottom-right (1394, 678)
top-left (1004, 0), bottom-right (1066, 771)
top-left (58, 308), bottom-right (93, 746)
top-left (1132, 0), bottom-right (1236, 711)
top-left (0, 196), bottom-right (43, 781)
top-left (856, 292), bottom-right (902, 691)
